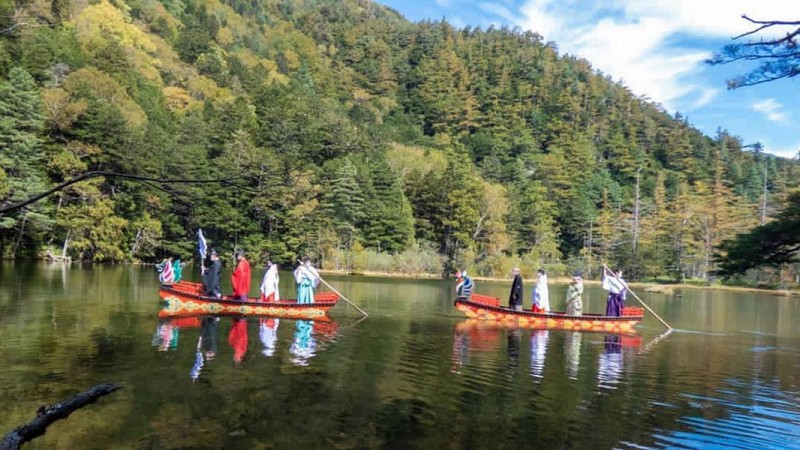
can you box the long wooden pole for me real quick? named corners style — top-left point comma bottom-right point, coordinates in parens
top-left (603, 264), bottom-right (672, 331)
top-left (299, 261), bottom-right (368, 318)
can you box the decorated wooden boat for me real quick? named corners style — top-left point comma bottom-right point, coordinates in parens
top-left (454, 294), bottom-right (643, 333)
top-left (159, 280), bottom-right (339, 320)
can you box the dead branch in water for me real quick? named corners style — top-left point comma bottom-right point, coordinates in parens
top-left (0, 382), bottom-right (121, 450)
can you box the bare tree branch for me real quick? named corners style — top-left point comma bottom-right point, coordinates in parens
top-left (0, 171), bottom-right (257, 216)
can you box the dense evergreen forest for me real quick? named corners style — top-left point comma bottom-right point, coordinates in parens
top-left (1, 0), bottom-right (798, 283)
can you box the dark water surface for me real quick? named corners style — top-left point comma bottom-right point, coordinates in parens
top-left (1, 263), bottom-right (799, 449)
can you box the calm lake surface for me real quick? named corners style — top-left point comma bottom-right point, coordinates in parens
top-left (1, 263), bottom-right (799, 449)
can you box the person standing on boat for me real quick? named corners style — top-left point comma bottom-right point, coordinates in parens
top-left (203, 249), bottom-right (223, 298)
top-left (455, 269), bottom-right (474, 299)
top-left (509, 267), bottom-right (523, 311)
top-left (602, 267), bottom-right (627, 316)
top-left (294, 256), bottom-right (320, 304)
top-left (532, 269), bottom-right (550, 313)
top-left (259, 258), bottom-right (280, 302)
top-left (566, 272), bottom-right (584, 316)
top-left (231, 249), bottom-right (251, 301)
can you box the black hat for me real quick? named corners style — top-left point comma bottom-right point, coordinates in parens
top-left (210, 248), bottom-right (218, 257)
top-left (573, 270), bottom-right (582, 278)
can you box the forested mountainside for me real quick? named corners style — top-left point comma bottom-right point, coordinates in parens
top-left (1, 0), bottom-right (798, 281)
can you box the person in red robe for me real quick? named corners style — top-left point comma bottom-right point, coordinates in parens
top-left (228, 318), bottom-right (248, 364)
top-left (231, 249), bottom-right (251, 301)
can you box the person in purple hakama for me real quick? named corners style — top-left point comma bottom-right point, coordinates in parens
top-left (602, 268), bottom-right (627, 317)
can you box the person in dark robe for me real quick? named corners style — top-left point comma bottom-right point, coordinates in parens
top-left (202, 249), bottom-right (222, 298)
top-left (508, 267), bottom-right (523, 311)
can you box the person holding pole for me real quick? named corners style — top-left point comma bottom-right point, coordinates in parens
top-left (294, 256), bottom-right (320, 304)
top-left (602, 267), bottom-right (627, 316)
top-left (601, 263), bottom-right (673, 330)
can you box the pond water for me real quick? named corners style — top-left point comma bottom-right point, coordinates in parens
top-left (1, 262), bottom-right (799, 449)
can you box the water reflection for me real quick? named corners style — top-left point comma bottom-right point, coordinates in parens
top-left (189, 317), bottom-right (220, 381)
top-left (529, 330), bottom-right (549, 380)
top-left (6, 264), bottom-right (800, 449)
top-left (597, 334), bottom-right (623, 389)
top-left (228, 318), bottom-right (248, 364)
top-left (507, 329), bottom-right (522, 375)
top-left (450, 320), bottom-right (503, 373)
top-left (151, 321), bottom-right (179, 351)
top-left (259, 318), bottom-right (280, 357)
top-left (289, 320), bottom-right (316, 366)
top-left (565, 331), bottom-right (582, 380)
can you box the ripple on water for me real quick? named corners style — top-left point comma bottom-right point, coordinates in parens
top-left (653, 384), bottom-right (800, 450)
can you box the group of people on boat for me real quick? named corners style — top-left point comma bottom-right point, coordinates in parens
top-left (159, 246), bottom-right (323, 304)
top-left (455, 265), bottom-right (630, 317)
top-left (194, 249), bottom-right (322, 304)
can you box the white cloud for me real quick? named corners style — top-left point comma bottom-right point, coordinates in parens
top-left (689, 88), bottom-right (719, 110)
top-left (479, 3), bottom-right (517, 23)
top-left (481, 0), bottom-right (800, 109)
top-left (760, 141), bottom-right (800, 159)
top-left (448, 15), bottom-right (467, 29)
top-left (751, 98), bottom-right (786, 122)
top-left (434, 0), bottom-right (452, 7)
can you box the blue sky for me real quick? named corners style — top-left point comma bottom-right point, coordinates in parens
top-left (377, 0), bottom-right (800, 159)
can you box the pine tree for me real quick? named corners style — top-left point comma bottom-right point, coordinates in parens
top-left (321, 158), bottom-right (367, 248)
top-left (0, 67), bottom-right (52, 256)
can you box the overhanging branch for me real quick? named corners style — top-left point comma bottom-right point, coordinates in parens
top-left (0, 171), bottom-right (258, 216)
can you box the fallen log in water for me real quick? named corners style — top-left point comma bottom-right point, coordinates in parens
top-left (0, 382), bottom-right (121, 450)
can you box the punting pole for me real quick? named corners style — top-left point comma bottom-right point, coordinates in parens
top-left (603, 264), bottom-right (673, 331)
top-left (299, 261), bottom-right (369, 318)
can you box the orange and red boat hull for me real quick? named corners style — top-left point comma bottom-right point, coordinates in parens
top-left (159, 281), bottom-right (338, 320)
top-left (455, 297), bottom-right (642, 334)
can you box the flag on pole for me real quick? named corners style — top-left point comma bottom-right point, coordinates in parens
top-left (197, 228), bottom-right (207, 262)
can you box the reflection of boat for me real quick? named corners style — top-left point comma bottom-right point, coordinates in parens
top-left (151, 321), bottom-right (180, 351)
top-left (159, 280), bottom-right (339, 320)
top-left (454, 319), bottom-right (504, 352)
top-left (454, 295), bottom-right (643, 333)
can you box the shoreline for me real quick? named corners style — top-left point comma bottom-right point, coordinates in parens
top-left (318, 269), bottom-right (800, 297)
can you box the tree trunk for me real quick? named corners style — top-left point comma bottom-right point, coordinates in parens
top-left (0, 383), bottom-right (121, 450)
top-left (61, 231), bottom-right (70, 259)
top-left (11, 213), bottom-right (28, 258)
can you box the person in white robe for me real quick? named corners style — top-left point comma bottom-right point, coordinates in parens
top-left (259, 259), bottom-right (280, 302)
top-left (532, 269), bottom-right (550, 313)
